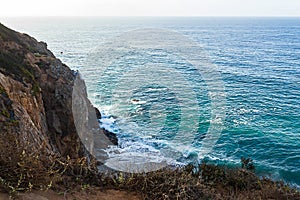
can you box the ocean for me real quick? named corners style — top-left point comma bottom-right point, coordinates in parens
top-left (1, 17), bottom-right (299, 187)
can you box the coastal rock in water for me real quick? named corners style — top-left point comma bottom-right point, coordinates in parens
top-left (101, 128), bottom-right (118, 146)
top-left (95, 107), bottom-right (101, 119)
top-left (0, 23), bottom-right (117, 165)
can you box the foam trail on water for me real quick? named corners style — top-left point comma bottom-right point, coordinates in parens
top-left (98, 109), bottom-right (184, 172)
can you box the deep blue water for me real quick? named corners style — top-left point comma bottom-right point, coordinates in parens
top-left (1, 17), bottom-right (299, 187)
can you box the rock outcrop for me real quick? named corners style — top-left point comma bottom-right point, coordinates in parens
top-left (0, 23), bottom-right (117, 166)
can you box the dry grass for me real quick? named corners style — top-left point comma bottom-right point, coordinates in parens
top-left (99, 162), bottom-right (300, 200)
top-left (0, 133), bottom-right (299, 199)
top-left (0, 134), bottom-right (55, 194)
top-left (0, 133), bottom-right (97, 196)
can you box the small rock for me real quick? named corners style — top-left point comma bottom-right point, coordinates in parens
top-left (95, 107), bottom-right (101, 119)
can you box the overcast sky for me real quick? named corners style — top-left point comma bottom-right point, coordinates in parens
top-left (1, 0), bottom-right (300, 17)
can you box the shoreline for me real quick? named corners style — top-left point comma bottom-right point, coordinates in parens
top-left (98, 112), bottom-right (300, 189)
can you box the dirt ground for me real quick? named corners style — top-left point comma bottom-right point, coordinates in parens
top-left (0, 188), bottom-right (141, 200)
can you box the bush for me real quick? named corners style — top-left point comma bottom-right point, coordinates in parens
top-left (241, 157), bottom-right (255, 171)
top-left (0, 133), bottom-right (60, 194)
top-left (0, 134), bottom-right (99, 197)
top-left (98, 161), bottom-right (300, 200)
top-left (0, 131), bottom-right (299, 199)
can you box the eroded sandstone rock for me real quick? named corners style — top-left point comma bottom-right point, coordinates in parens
top-left (0, 23), bottom-right (117, 167)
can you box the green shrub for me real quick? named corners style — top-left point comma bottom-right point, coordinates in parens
top-left (1, 110), bottom-right (9, 118)
top-left (0, 86), bottom-right (5, 94)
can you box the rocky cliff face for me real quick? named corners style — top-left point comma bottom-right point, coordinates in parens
top-left (0, 23), bottom-right (116, 165)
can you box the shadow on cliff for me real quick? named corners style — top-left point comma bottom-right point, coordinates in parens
top-left (0, 22), bottom-right (117, 194)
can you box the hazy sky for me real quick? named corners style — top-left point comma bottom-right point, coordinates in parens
top-left (1, 0), bottom-right (300, 16)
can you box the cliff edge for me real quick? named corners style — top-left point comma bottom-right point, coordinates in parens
top-left (0, 23), bottom-right (116, 166)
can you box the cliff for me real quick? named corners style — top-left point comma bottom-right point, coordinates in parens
top-left (0, 22), bottom-right (299, 200)
top-left (0, 23), bottom-right (116, 166)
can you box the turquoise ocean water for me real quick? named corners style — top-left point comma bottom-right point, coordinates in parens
top-left (1, 17), bottom-right (299, 187)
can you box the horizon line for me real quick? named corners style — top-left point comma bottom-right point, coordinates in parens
top-left (1, 15), bottom-right (300, 18)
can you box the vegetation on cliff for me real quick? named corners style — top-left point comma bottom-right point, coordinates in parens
top-left (1, 138), bottom-right (299, 200)
top-left (0, 22), bottom-right (299, 200)
top-left (0, 22), bottom-right (102, 196)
